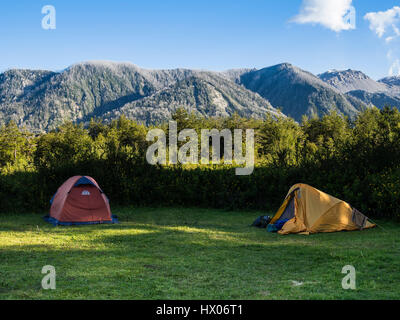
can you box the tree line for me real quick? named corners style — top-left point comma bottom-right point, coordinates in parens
top-left (0, 107), bottom-right (399, 219)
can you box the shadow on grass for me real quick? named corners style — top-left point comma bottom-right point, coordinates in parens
top-left (1, 218), bottom-right (400, 300)
top-left (1, 208), bottom-right (399, 299)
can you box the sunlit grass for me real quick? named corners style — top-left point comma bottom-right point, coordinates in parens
top-left (0, 207), bottom-right (399, 300)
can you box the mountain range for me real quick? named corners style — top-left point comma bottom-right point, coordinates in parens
top-left (1, 61), bottom-right (399, 132)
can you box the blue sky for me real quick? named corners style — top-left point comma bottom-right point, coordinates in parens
top-left (0, 0), bottom-right (399, 79)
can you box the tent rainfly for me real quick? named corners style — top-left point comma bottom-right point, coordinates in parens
top-left (44, 176), bottom-right (118, 226)
top-left (270, 184), bottom-right (376, 235)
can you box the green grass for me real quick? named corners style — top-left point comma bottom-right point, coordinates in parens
top-left (0, 207), bottom-right (399, 300)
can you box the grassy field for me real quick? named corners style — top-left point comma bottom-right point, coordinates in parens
top-left (0, 207), bottom-right (399, 300)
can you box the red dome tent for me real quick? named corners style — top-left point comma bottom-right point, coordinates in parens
top-left (44, 176), bottom-right (118, 226)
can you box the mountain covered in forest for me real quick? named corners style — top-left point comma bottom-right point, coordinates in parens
top-left (0, 62), bottom-right (280, 132)
top-left (0, 61), bottom-right (399, 132)
top-left (318, 69), bottom-right (400, 112)
top-left (236, 63), bottom-right (366, 121)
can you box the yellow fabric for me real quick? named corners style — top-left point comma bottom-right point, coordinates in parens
top-left (272, 183), bottom-right (376, 235)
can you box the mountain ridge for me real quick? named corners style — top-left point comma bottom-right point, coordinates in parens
top-left (1, 61), bottom-right (399, 132)
top-left (317, 69), bottom-right (400, 111)
top-left (237, 63), bottom-right (365, 121)
top-left (318, 69), bottom-right (389, 93)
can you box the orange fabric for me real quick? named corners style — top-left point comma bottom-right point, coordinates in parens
top-left (50, 176), bottom-right (112, 222)
top-left (272, 183), bottom-right (376, 235)
top-left (310, 202), bottom-right (375, 233)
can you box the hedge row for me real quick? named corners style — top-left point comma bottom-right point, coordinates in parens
top-left (1, 159), bottom-right (398, 220)
top-left (1, 108), bottom-right (400, 220)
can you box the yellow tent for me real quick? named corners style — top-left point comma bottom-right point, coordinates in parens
top-left (270, 183), bottom-right (376, 235)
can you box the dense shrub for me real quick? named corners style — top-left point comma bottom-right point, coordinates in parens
top-left (0, 108), bottom-right (399, 220)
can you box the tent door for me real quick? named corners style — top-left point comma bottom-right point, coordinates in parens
top-left (279, 197), bottom-right (296, 221)
top-left (270, 192), bottom-right (297, 224)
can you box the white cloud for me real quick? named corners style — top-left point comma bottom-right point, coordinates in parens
top-left (364, 6), bottom-right (400, 39)
top-left (385, 23), bottom-right (400, 43)
top-left (291, 0), bottom-right (356, 32)
top-left (389, 59), bottom-right (400, 76)
top-left (365, 6), bottom-right (400, 76)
